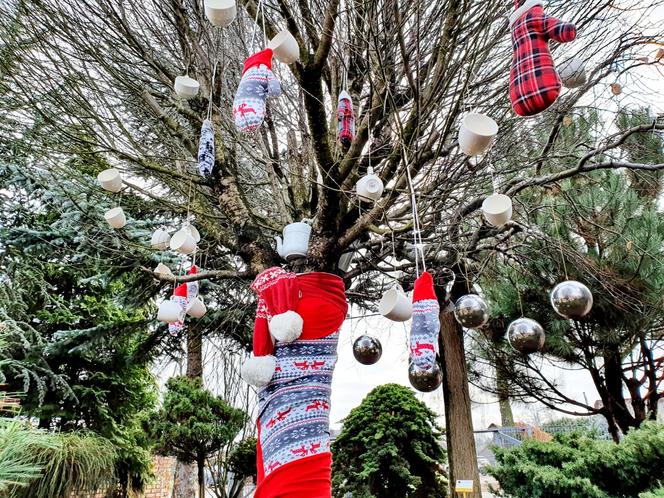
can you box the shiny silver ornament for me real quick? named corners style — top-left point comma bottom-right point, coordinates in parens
top-left (454, 294), bottom-right (489, 329)
top-left (352, 335), bottom-right (382, 365)
top-left (408, 362), bottom-right (442, 392)
top-left (550, 280), bottom-right (593, 319)
top-left (507, 318), bottom-right (545, 354)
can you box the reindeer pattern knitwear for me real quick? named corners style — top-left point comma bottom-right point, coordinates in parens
top-left (409, 272), bottom-right (440, 369)
top-left (233, 49), bottom-right (281, 133)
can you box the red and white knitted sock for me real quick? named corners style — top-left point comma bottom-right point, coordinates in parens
top-left (409, 272), bottom-right (440, 369)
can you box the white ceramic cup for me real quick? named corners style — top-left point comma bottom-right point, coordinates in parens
top-left (356, 167), bottom-right (384, 202)
top-left (379, 285), bottom-right (413, 322)
top-left (185, 224), bottom-right (201, 243)
top-left (482, 194), bottom-right (513, 226)
top-left (174, 75), bottom-right (200, 99)
top-left (97, 168), bottom-right (122, 193)
top-left (557, 57), bottom-right (587, 88)
top-left (151, 228), bottom-right (171, 250)
top-left (157, 299), bottom-right (182, 323)
top-left (104, 207), bottom-right (126, 229)
top-left (153, 263), bottom-right (173, 278)
top-left (204, 0), bottom-right (236, 26)
top-left (268, 30), bottom-right (299, 64)
top-left (186, 296), bottom-right (207, 318)
top-left (458, 113), bottom-right (499, 156)
top-left (170, 228), bottom-right (197, 254)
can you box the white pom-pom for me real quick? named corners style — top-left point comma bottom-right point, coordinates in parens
top-left (240, 355), bottom-right (276, 387)
top-left (269, 310), bottom-right (303, 343)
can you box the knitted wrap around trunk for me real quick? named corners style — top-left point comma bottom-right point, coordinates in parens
top-left (233, 48), bottom-right (281, 133)
top-left (249, 271), bottom-right (348, 498)
top-left (509, 0), bottom-right (576, 117)
top-left (198, 119), bottom-right (215, 177)
top-left (409, 272), bottom-right (440, 369)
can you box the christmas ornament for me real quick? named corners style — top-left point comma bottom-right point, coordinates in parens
top-left (157, 298), bottom-right (182, 323)
top-left (241, 268), bottom-right (348, 498)
top-left (482, 194), bottom-right (513, 226)
top-left (507, 317), bottom-right (545, 354)
top-left (198, 119), bottom-right (215, 177)
top-left (151, 228), bottom-right (170, 250)
top-left (557, 57), bottom-right (587, 88)
top-left (274, 220), bottom-right (312, 261)
top-left (352, 335), bottom-right (382, 365)
top-left (408, 272), bottom-right (441, 392)
top-left (97, 168), bottom-right (122, 193)
top-left (379, 284), bottom-right (412, 322)
top-left (174, 75), bottom-right (200, 99)
top-left (153, 263), bottom-right (173, 278)
top-left (204, 0), bottom-right (236, 27)
top-left (104, 207), bottom-right (126, 229)
top-left (232, 49), bottom-right (281, 132)
top-left (408, 362), bottom-right (442, 392)
top-left (186, 296), bottom-right (207, 318)
top-left (509, 0), bottom-right (577, 116)
top-left (169, 228), bottom-right (197, 255)
top-left (550, 280), bottom-right (593, 319)
top-left (454, 294), bottom-right (489, 329)
top-left (355, 166), bottom-right (384, 202)
top-left (458, 113), bottom-right (498, 156)
top-left (268, 30), bottom-right (300, 64)
top-left (337, 91), bottom-right (355, 148)
top-left (167, 281), bottom-right (189, 335)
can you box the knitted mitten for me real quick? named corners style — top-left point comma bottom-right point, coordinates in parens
top-left (509, 0), bottom-right (576, 116)
top-left (337, 90), bottom-right (355, 148)
top-left (233, 48), bottom-right (281, 133)
top-left (198, 120), bottom-right (215, 177)
top-left (409, 272), bottom-right (440, 369)
top-left (168, 266), bottom-right (198, 336)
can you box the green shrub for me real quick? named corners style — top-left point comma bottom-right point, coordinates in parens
top-left (488, 421), bottom-right (664, 498)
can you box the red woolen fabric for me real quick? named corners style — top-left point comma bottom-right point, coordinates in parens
top-left (255, 453), bottom-right (333, 498)
top-left (243, 48), bottom-right (274, 74)
top-left (412, 271), bottom-right (437, 302)
top-left (509, 1), bottom-right (576, 116)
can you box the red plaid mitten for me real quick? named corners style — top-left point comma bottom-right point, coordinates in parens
top-left (337, 91), bottom-right (355, 148)
top-left (509, 0), bottom-right (576, 117)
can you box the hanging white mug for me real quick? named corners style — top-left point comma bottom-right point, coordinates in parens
top-left (104, 207), bottom-right (126, 229)
top-left (153, 263), bottom-right (173, 278)
top-left (274, 220), bottom-right (312, 260)
top-left (458, 113), bottom-right (498, 156)
top-left (379, 285), bottom-right (412, 322)
top-left (170, 228), bottom-right (197, 254)
top-left (151, 228), bottom-right (171, 250)
top-left (268, 30), bottom-right (299, 64)
top-left (557, 57), bottom-right (587, 88)
top-left (185, 224), bottom-right (201, 243)
top-left (186, 296), bottom-right (207, 318)
top-left (97, 168), bottom-right (122, 193)
top-left (482, 194), bottom-right (513, 226)
top-left (174, 75), bottom-right (200, 99)
top-left (204, 0), bottom-right (236, 27)
top-left (157, 299), bottom-right (183, 323)
top-left (356, 167), bottom-right (384, 202)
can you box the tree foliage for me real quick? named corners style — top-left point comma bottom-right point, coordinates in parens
top-left (488, 421), bottom-right (664, 498)
top-left (331, 384), bottom-right (447, 498)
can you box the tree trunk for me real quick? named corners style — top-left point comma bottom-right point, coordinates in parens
top-left (198, 455), bottom-right (206, 498)
top-left (496, 363), bottom-right (515, 427)
top-left (173, 325), bottom-right (204, 497)
top-left (438, 308), bottom-right (482, 497)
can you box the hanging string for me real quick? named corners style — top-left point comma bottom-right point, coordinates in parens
top-left (550, 203), bottom-right (569, 280)
top-left (261, 0), bottom-right (267, 49)
top-left (207, 61), bottom-right (218, 121)
top-left (249, 0), bottom-right (263, 50)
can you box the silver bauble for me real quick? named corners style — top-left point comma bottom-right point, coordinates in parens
top-left (507, 318), bottom-right (545, 354)
top-left (408, 362), bottom-right (442, 392)
top-left (352, 335), bottom-right (382, 365)
top-left (454, 294), bottom-right (490, 329)
top-left (550, 280), bottom-right (593, 319)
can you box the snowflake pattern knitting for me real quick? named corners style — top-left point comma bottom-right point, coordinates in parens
top-left (233, 64), bottom-right (281, 133)
top-left (409, 299), bottom-right (440, 369)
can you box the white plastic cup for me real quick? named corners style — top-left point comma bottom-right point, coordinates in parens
top-left (151, 228), bottom-right (171, 250)
top-left (170, 228), bottom-right (197, 254)
top-left (557, 57), bottom-right (587, 88)
top-left (157, 299), bottom-right (182, 323)
top-left (97, 168), bottom-right (122, 193)
top-left (356, 167), bottom-right (384, 202)
top-left (153, 263), bottom-right (173, 278)
top-left (186, 296), bottom-right (207, 318)
top-left (174, 76), bottom-right (200, 99)
top-left (379, 285), bottom-right (413, 322)
top-left (458, 113), bottom-right (499, 156)
top-left (482, 194), bottom-right (513, 226)
top-left (186, 224), bottom-right (201, 243)
top-left (104, 207), bottom-right (126, 229)
top-left (204, 0), bottom-right (236, 27)
top-left (268, 30), bottom-right (299, 64)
